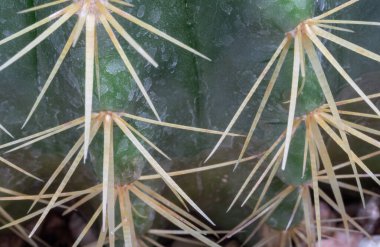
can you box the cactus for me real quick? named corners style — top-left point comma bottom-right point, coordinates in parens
top-left (1, 0), bottom-right (380, 247)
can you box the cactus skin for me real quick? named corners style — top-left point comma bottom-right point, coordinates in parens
top-left (256, 0), bottom-right (314, 32)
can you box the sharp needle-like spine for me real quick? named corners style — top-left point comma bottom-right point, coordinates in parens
top-left (205, 37), bottom-right (289, 163)
top-left (22, 18), bottom-right (86, 129)
top-left (235, 41), bottom-right (290, 170)
top-left (0, 5), bottom-right (79, 71)
top-left (304, 36), bottom-right (365, 207)
top-left (0, 124), bottom-right (14, 139)
top-left (99, 14), bottom-right (161, 121)
top-left (84, 13), bottom-right (96, 160)
top-left (281, 31), bottom-right (300, 170)
top-left (18, 0), bottom-right (70, 14)
top-left (106, 3), bottom-right (211, 61)
top-left (0, 6), bottom-right (69, 46)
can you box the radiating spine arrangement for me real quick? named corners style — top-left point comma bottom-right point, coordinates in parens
top-left (1, 0), bottom-right (380, 246)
